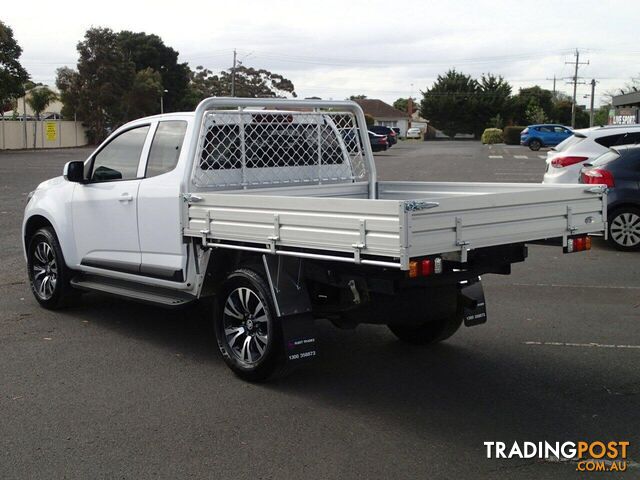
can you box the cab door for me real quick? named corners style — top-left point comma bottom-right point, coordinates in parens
top-left (71, 125), bottom-right (152, 274)
top-left (137, 120), bottom-right (189, 282)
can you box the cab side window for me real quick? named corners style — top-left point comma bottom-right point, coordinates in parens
top-left (146, 121), bottom-right (188, 178)
top-left (91, 126), bottom-right (150, 182)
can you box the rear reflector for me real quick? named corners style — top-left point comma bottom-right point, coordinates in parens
top-left (564, 235), bottom-right (592, 253)
top-left (551, 156), bottom-right (588, 168)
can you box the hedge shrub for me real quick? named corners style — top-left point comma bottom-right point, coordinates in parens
top-left (503, 126), bottom-right (526, 145)
top-left (481, 128), bottom-right (503, 144)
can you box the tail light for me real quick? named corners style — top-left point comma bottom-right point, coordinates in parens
top-left (551, 156), bottom-right (588, 168)
top-left (381, 137), bottom-right (388, 144)
top-left (564, 235), bottom-right (592, 253)
top-left (408, 257), bottom-right (443, 278)
top-left (581, 168), bottom-right (615, 188)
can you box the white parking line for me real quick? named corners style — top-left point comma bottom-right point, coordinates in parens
top-left (512, 282), bottom-right (640, 290)
top-left (514, 155), bottom-right (528, 159)
top-left (538, 155), bottom-right (546, 159)
top-left (524, 341), bottom-right (640, 349)
top-left (488, 155), bottom-right (503, 159)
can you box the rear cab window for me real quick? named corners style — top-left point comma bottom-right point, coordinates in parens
top-left (146, 121), bottom-right (188, 178)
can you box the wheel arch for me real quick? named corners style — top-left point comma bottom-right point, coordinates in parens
top-left (608, 201), bottom-right (640, 215)
top-left (24, 214), bottom-right (55, 252)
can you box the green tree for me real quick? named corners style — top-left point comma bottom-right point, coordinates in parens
top-left (0, 21), bottom-right (30, 117)
top-left (349, 94), bottom-right (367, 100)
top-left (182, 65), bottom-right (297, 109)
top-left (116, 31), bottom-right (190, 112)
top-left (25, 86), bottom-right (58, 148)
top-left (593, 106), bottom-right (610, 126)
top-left (509, 86), bottom-right (554, 125)
top-left (124, 67), bottom-right (163, 119)
top-left (476, 74), bottom-right (512, 134)
top-left (220, 65), bottom-right (296, 98)
top-left (26, 86), bottom-right (57, 119)
top-left (76, 27), bottom-right (135, 142)
top-left (55, 66), bottom-right (81, 119)
top-left (419, 69), bottom-right (479, 138)
top-left (393, 97), bottom-right (418, 113)
top-left (525, 103), bottom-right (548, 124)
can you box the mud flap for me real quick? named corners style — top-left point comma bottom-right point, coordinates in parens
top-left (459, 279), bottom-right (487, 327)
top-left (262, 255), bottom-right (316, 365)
top-left (281, 313), bottom-right (317, 365)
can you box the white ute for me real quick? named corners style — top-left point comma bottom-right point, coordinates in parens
top-left (23, 98), bottom-right (607, 381)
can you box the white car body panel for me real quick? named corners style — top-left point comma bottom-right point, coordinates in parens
top-left (543, 125), bottom-right (640, 184)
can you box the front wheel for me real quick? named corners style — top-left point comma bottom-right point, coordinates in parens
top-left (214, 268), bottom-right (285, 382)
top-left (388, 315), bottom-right (463, 345)
top-left (608, 207), bottom-right (640, 251)
top-left (27, 227), bottom-right (77, 309)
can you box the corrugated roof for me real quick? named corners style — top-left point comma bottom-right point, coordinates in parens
top-left (353, 99), bottom-right (410, 119)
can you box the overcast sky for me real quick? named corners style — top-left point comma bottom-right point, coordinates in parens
top-left (3, 0), bottom-right (639, 107)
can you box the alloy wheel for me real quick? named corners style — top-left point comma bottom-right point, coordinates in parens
top-left (610, 212), bottom-right (640, 248)
top-left (222, 287), bottom-right (270, 365)
top-left (31, 241), bottom-right (58, 300)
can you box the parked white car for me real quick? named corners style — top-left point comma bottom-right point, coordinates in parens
top-left (543, 125), bottom-right (640, 184)
top-left (406, 127), bottom-right (422, 139)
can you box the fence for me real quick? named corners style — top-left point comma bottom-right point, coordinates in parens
top-left (0, 119), bottom-right (88, 150)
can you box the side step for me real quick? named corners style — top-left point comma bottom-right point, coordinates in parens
top-left (70, 274), bottom-right (196, 308)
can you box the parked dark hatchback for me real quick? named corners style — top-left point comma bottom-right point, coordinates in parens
top-left (369, 125), bottom-right (397, 146)
top-left (580, 144), bottom-right (640, 251)
top-left (368, 130), bottom-right (388, 152)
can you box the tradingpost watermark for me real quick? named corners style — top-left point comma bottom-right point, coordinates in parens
top-left (484, 441), bottom-right (630, 472)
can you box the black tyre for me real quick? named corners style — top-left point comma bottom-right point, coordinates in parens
top-left (607, 207), bottom-right (640, 252)
top-left (214, 268), bottom-right (285, 382)
top-left (528, 139), bottom-right (542, 151)
top-left (388, 315), bottom-right (463, 345)
top-left (27, 227), bottom-right (77, 309)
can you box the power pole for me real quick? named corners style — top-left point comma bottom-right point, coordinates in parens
top-left (589, 79), bottom-right (597, 127)
top-left (565, 49), bottom-right (589, 128)
top-left (231, 49), bottom-right (237, 97)
top-left (546, 75), bottom-right (557, 98)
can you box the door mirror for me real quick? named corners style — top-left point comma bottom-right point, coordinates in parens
top-left (63, 161), bottom-right (85, 183)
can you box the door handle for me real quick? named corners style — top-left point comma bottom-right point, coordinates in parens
top-left (118, 193), bottom-right (133, 203)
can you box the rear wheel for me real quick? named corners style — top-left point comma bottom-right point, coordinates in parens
top-left (214, 268), bottom-right (285, 382)
top-left (27, 227), bottom-right (77, 309)
top-left (388, 315), bottom-right (463, 345)
top-left (608, 207), bottom-right (640, 251)
top-left (528, 139), bottom-right (542, 151)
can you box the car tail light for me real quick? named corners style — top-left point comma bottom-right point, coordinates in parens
top-left (564, 235), bottom-right (592, 253)
top-left (408, 257), bottom-right (443, 278)
top-left (551, 156), bottom-right (588, 168)
top-left (381, 137), bottom-right (388, 144)
top-left (581, 168), bottom-right (615, 187)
